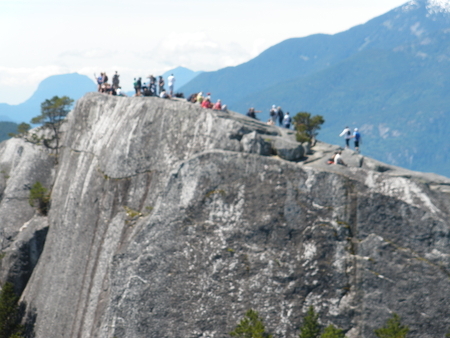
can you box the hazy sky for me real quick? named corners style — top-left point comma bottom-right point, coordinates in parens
top-left (1, 0), bottom-right (409, 104)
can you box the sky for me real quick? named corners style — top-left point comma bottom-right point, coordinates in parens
top-left (0, 0), bottom-right (409, 105)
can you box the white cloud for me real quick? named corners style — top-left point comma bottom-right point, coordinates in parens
top-left (147, 32), bottom-right (252, 71)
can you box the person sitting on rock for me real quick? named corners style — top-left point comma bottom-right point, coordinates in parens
top-left (213, 99), bottom-right (222, 110)
top-left (160, 90), bottom-right (170, 99)
top-left (201, 98), bottom-right (213, 108)
top-left (334, 151), bottom-right (347, 166)
top-left (196, 92), bottom-right (204, 104)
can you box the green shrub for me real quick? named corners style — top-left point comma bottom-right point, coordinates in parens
top-left (230, 309), bottom-right (272, 338)
top-left (29, 182), bottom-right (50, 215)
top-left (293, 112), bottom-right (325, 145)
top-left (299, 306), bottom-right (321, 338)
top-left (374, 313), bottom-right (409, 338)
top-left (320, 325), bottom-right (345, 338)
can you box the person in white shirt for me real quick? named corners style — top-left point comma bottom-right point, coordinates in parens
top-left (339, 126), bottom-right (352, 148)
top-left (334, 151), bottom-right (347, 166)
top-left (168, 74), bottom-right (175, 96)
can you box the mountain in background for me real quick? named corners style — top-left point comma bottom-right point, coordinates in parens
top-left (0, 73), bottom-right (96, 124)
top-left (162, 66), bottom-right (202, 91)
top-left (179, 0), bottom-right (450, 177)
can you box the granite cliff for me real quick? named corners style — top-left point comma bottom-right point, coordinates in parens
top-left (0, 93), bottom-right (449, 337)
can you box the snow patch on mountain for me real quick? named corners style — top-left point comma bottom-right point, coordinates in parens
top-left (427, 0), bottom-right (450, 13)
top-left (402, 0), bottom-right (450, 13)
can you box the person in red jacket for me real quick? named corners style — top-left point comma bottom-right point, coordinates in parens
top-left (201, 98), bottom-right (213, 109)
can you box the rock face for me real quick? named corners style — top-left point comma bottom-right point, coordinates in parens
top-left (0, 93), bottom-right (449, 337)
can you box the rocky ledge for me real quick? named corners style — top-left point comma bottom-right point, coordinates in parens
top-left (0, 93), bottom-right (448, 337)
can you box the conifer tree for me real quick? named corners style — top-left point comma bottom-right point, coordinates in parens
top-left (320, 324), bottom-right (345, 338)
top-left (299, 306), bottom-right (321, 338)
top-left (0, 282), bottom-right (23, 338)
top-left (230, 309), bottom-right (272, 338)
top-left (374, 313), bottom-right (409, 338)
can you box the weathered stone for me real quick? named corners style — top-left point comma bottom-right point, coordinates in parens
top-left (0, 93), bottom-right (444, 338)
top-left (272, 137), bottom-right (304, 161)
top-left (240, 131), bottom-right (272, 155)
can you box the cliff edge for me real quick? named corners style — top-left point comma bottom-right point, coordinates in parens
top-left (0, 93), bottom-right (449, 337)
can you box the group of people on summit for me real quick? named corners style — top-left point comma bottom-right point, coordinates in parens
top-left (246, 105), bottom-right (292, 129)
top-left (94, 70), bottom-right (362, 160)
top-left (95, 71), bottom-right (177, 98)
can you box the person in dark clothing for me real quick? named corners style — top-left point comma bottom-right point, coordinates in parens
top-left (158, 76), bottom-right (165, 95)
top-left (277, 106), bottom-right (284, 126)
top-left (246, 107), bottom-right (261, 119)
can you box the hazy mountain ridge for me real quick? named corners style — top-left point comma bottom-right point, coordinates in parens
top-left (179, 0), bottom-right (450, 176)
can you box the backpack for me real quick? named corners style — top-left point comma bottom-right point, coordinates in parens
top-left (347, 130), bottom-right (351, 136)
top-left (104, 75), bottom-right (108, 83)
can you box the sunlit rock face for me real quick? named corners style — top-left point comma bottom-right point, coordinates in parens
top-left (0, 93), bottom-right (447, 337)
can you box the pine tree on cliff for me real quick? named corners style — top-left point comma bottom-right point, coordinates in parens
top-left (230, 309), bottom-right (272, 338)
top-left (31, 96), bottom-right (74, 162)
top-left (320, 325), bottom-right (345, 338)
top-left (0, 282), bottom-right (23, 338)
top-left (374, 313), bottom-right (409, 338)
top-left (299, 306), bottom-right (321, 338)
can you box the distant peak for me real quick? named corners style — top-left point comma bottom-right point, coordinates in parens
top-left (427, 0), bottom-right (450, 13)
top-left (402, 0), bottom-right (450, 13)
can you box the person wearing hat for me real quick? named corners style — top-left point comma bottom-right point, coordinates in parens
top-left (353, 128), bottom-right (361, 153)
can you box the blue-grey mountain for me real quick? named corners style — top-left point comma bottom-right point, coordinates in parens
top-left (180, 0), bottom-right (450, 177)
top-left (0, 73), bottom-right (95, 124)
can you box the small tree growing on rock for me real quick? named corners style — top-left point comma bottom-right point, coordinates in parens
top-left (374, 313), bottom-right (409, 338)
top-left (299, 306), bottom-right (321, 338)
top-left (28, 182), bottom-right (50, 215)
top-left (31, 96), bottom-right (73, 160)
top-left (0, 282), bottom-right (24, 338)
top-left (230, 309), bottom-right (272, 338)
top-left (293, 112), bottom-right (325, 145)
top-left (321, 325), bottom-right (345, 338)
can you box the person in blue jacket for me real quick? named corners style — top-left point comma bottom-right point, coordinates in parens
top-left (353, 128), bottom-right (361, 153)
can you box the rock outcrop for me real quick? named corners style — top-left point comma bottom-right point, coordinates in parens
top-left (0, 93), bottom-right (449, 337)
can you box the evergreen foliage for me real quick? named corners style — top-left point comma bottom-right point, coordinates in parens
top-left (299, 306), bottom-right (321, 338)
top-left (374, 313), bottom-right (409, 338)
top-left (320, 325), bottom-right (345, 338)
top-left (0, 282), bottom-right (23, 338)
top-left (28, 182), bottom-right (50, 215)
top-left (293, 112), bottom-right (325, 144)
top-left (31, 96), bottom-right (73, 159)
top-left (230, 309), bottom-right (272, 338)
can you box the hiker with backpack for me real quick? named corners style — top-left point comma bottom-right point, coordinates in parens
top-left (283, 112), bottom-right (292, 129)
top-left (269, 105), bottom-right (277, 123)
top-left (339, 126), bottom-right (352, 148)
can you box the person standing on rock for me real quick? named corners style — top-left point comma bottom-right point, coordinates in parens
top-left (339, 126), bottom-right (352, 148)
top-left (269, 105), bottom-right (277, 123)
top-left (168, 74), bottom-right (175, 97)
top-left (246, 107), bottom-right (261, 119)
top-left (158, 76), bottom-right (165, 95)
top-left (112, 71), bottom-right (120, 89)
top-left (353, 128), bottom-right (361, 153)
top-left (277, 106), bottom-right (284, 126)
top-left (283, 112), bottom-right (292, 129)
